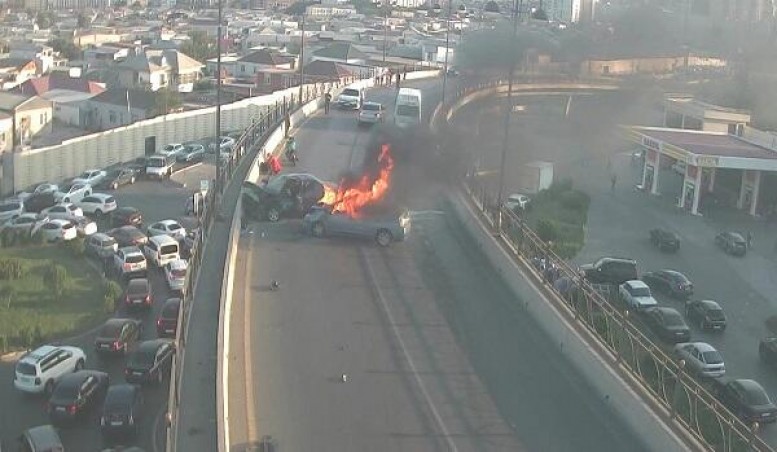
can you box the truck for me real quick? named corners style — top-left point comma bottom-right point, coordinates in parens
top-left (515, 161), bottom-right (553, 194)
top-left (302, 206), bottom-right (410, 247)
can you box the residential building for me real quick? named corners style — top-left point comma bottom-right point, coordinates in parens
top-left (9, 42), bottom-right (54, 75)
top-left (235, 49), bottom-right (295, 79)
top-left (0, 58), bottom-right (37, 90)
top-left (301, 59), bottom-right (354, 82)
top-left (306, 4), bottom-right (357, 18)
top-left (85, 88), bottom-right (156, 132)
top-left (311, 42), bottom-right (368, 65)
top-left (116, 49), bottom-right (204, 92)
top-left (580, 54), bottom-right (727, 76)
top-left (0, 113), bottom-right (12, 154)
top-left (74, 32), bottom-right (128, 48)
top-left (251, 0), bottom-right (295, 10)
top-left (83, 46), bottom-right (132, 69)
top-left (13, 73), bottom-right (106, 128)
top-left (0, 92), bottom-right (53, 146)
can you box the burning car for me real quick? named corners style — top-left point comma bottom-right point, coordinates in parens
top-left (241, 174), bottom-right (335, 222)
top-left (303, 206), bottom-right (410, 247)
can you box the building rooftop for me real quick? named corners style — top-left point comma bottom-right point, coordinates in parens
top-left (634, 127), bottom-right (777, 160)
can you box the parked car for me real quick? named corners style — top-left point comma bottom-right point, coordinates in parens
top-left (23, 192), bottom-right (56, 213)
top-left (72, 169), bottom-right (107, 186)
top-left (159, 143), bottom-right (184, 157)
top-left (241, 175), bottom-right (332, 222)
top-left (86, 233), bottom-right (118, 259)
top-left (113, 246), bottom-right (147, 279)
top-left (47, 370), bottom-right (109, 424)
top-left (504, 193), bottom-right (531, 212)
top-left (100, 384), bottom-right (144, 440)
top-left (64, 215), bottom-right (97, 237)
top-left (685, 299), bottom-right (727, 331)
top-left (759, 337), bottom-right (777, 366)
top-left (580, 257), bottom-right (638, 285)
top-left (164, 259), bottom-right (188, 293)
top-left (642, 307), bottom-right (691, 343)
top-left (40, 219), bottom-right (78, 242)
top-left (30, 183), bottom-right (59, 196)
top-left (2, 213), bottom-right (47, 236)
top-left (112, 206), bottom-right (143, 227)
top-left (715, 231), bottom-right (747, 256)
top-left (641, 269), bottom-right (693, 299)
top-left (673, 342), bottom-right (726, 378)
top-left (96, 168), bottom-right (137, 190)
top-left (125, 157), bottom-right (148, 176)
top-left (109, 226), bottom-right (148, 248)
top-left (55, 183), bottom-right (92, 203)
top-left (122, 278), bottom-right (153, 311)
top-left (124, 339), bottom-right (175, 384)
top-left (79, 193), bottom-right (118, 216)
top-left (711, 379), bottom-right (777, 424)
top-left (145, 154), bottom-right (175, 179)
top-left (94, 318), bottom-right (143, 355)
top-left (0, 199), bottom-right (24, 222)
top-left (147, 219), bottom-right (186, 241)
top-left (303, 206), bottom-right (410, 247)
top-left (156, 298), bottom-right (181, 337)
top-left (14, 345), bottom-right (86, 394)
top-left (16, 425), bottom-right (64, 452)
top-left (42, 203), bottom-right (83, 219)
top-left (176, 143), bottom-right (206, 163)
top-left (618, 280), bottom-right (658, 311)
top-left (357, 101), bottom-right (385, 125)
top-left (207, 136), bottom-right (235, 153)
top-left (649, 228), bottom-right (680, 252)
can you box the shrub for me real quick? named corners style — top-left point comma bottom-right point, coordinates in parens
top-left (546, 178), bottom-right (573, 196)
top-left (42, 263), bottom-right (68, 299)
top-left (559, 190), bottom-right (590, 212)
top-left (103, 295), bottom-right (116, 314)
top-left (0, 258), bottom-right (26, 280)
top-left (536, 219), bottom-right (559, 242)
top-left (64, 237), bottom-right (85, 257)
top-left (0, 228), bottom-right (14, 248)
top-left (552, 242), bottom-right (581, 259)
top-left (29, 230), bottom-right (45, 246)
top-left (0, 285), bottom-right (17, 309)
top-left (103, 280), bottom-right (122, 302)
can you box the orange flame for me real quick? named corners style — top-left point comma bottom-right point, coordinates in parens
top-left (329, 144), bottom-right (394, 217)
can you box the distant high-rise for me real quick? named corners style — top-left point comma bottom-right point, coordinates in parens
top-left (23, 0), bottom-right (112, 10)
top-left (545, 0), bottom-right (596, 23)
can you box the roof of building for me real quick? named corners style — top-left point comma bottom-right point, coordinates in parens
top-left (0, 57), bottom-right (34, 70)
top-left (13, 72), bottom-right (106, 96)
top-left (634, 127), bottom-right (777, 160)
top-left (303, 59), bottom-right (353, 77)
top-left (312, 42), bottom-right (368, 61)
top-left (91, 88), bottom-right (156, 111)
top-left (0, 92), bottom-right (33, 111)
top-left (238, 49), bottom-right (294, 66)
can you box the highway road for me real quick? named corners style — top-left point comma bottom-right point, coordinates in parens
top-left (0, 161), bottom-right (214, 451)
top-left (227, 81), bottom-right (649, 451)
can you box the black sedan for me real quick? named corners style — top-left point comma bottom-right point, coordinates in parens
top-left (109, 225), bottom-right (148, 248)
top-left (100, 384), bottom-right (144, 440)
top-left (125, 339), bottom-right (175, 384)
top-left (649, 228), bottom-right (680, 252)
top-left (241, 174), bottom-right (332, 222)
top-left (97, 168), bottom-right (137, 190)
top-left (685, 300), bottom-right (727, 331)
top-left (641, 269), bottom-right (693, 299)
top-left (112, 206), bottom-right (143, 228)
top-left (123, 278), bottom-right (153, 312)
top-left (759, 338), bottom-right (777, 366)
top-left (711, 379), bottom-right (777, 424)
top-left (641, 307), bottom-right (691, 343)
top-left (715, 231), bottom-right (747, 256)
top-left (23, 192), bottom-right (56, 213)
top-left (95, 318), bottom-right (143, 355)
top-left (47, 370), bottom-right (109, 424)
top-left (156, 298), bottom-right (181, 338)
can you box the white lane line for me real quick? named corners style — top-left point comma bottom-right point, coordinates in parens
top-left (243, 237), bottom-right (258, 444)
top-left (360, 248), bottom-right (459, 452)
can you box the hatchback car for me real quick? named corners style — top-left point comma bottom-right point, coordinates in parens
top-left (40, 219), bottom-right (78, 242)
top-left (642, 306), bottom-right (691, 343)
top-left (159, 143), bottom-right (184, 156)
top-left (715, 231), bottom-right (747, 256)
top-left (113, 246), bottom-right (147, 279)
top-left (47, 370), bottom-right (109, 424)
top-left (580, 257), bottom-right (638, 285)
top-left (14, 345), bottom-right (86, 394)
top-left (86, 233), bottom-right (118, 259)
top-left (109, 226), bottom-right (148, 248)
top-left (156, 298), bottom-right (181, 337)
top-left (685, 299), bottom-right (727, 331)
top-left (147, 219), bottom-right (186, 241)
top-left (123, 278), bottom-right (153, 311)
top-left (78, 193), bottom-right (118, 216)
top-left (712, 379), bottom-right (777, 424)
top-left (125, 339), bottom-right (175, 384)
top-left (504, 193), bottom-right (531, 212)
top-left (22, 192), bottom-right (56, 213)
top-left (176, 143), bottom-right (206, 163)
top-left (641, 269), bottom-right (693, 299)
top-left (95, 318), bottom-right (143, 355)
top-left (112, 206), bottom-right (143, 227)
top-left (16, 425), bottom-right (64, 452)
top-left (649, 228), bottom-right (680, 252)
top-left (42, 203), bottom-right (83, 220)
top-left (2, 213), bottom-right (47, 236)
top-left (54, 183), bottom-right (92, 203)
top-left (618, 280), bottom-right (658, 310)
top-left (72, 169), bottom-right (107, 186)
top-left (164, 259), bottom-right (188, 293)
top-left (100, 384), bottom-right (144, 440)
top-left (96, 168), bottom-right (137, 190)
top-left (357, 101), bottom-right (384, 125)
top-left (0, 199), bottom-right (24, 222)
top-left (674, 342), bottom-right (726, 378)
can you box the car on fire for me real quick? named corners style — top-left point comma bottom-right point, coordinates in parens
top-left (302, 206), bottom-right (410, 247)
top-left (241, 174), bottom-right (334, 222)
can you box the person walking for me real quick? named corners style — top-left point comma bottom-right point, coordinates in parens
top-left (395, 72), bottom-right (401, 89)
top-left (284, 113), bottom-right (291, 138)
top-left (324, 92), bottom-right (332, 114)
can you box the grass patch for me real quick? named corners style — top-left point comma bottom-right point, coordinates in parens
top-left (0, 245), bottom-right (106, 354)
top-left (523, 179), bottom-right (589, 259)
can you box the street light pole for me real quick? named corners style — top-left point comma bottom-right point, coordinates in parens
top-left (382, 0), bottom-right (389, 63)
top-left (298, 12), bottom-right (306, 101)
top-left (215, 0), bottom-right (223, 195)
top-left (441, 0), bottom-right (453, 105)
top-left (495, 0), bottom-right (520, 214)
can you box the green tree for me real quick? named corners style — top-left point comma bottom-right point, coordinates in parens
top-left (154, 89), bottom-right (182, 115)
top-left (48, 37), bottom-right (81, 61)
top-left (180, 31), bottom-right (218, 63)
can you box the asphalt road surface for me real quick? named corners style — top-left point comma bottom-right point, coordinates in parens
top-left (0, 160), bottom-right (214, 452)
top-left (227, 81), bottom-right (648, 451)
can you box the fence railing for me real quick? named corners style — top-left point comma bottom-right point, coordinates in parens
top-left (164, 77), bottom-right (356, 452)
top-left (441, 77), bottom-right (774, 452)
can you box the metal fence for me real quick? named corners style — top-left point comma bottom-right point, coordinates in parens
top-left (164, 77), bottom-right (356, 452)
top-left (439, 78), bottom-right (774, 452)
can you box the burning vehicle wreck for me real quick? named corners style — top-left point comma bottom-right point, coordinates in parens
top-left (303, 206), bottom-right (410, 247)
top-left (241, 173), bottom-right (336, 222)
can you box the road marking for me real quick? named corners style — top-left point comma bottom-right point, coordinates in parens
top-left (360, 248), bottom-right (459, 452)
top-left (242, 237), bottom-right (258, 444)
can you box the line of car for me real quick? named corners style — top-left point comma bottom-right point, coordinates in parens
top-left (580, 227), bottom-right (777, 426)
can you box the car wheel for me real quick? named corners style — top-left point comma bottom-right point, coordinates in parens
top-left (44, 380), bottom-right (54, 395)
top-left (74, 359), bottom-right (84, 371)
top-left (267, 207), bottom-right (281, 222)
top-left (375, 229), bottom-right (392, 247)
top-left (94, 209), bottom-right (103, 217)
top-left (63, 197), bottom-right (69, 203)
top-left (311, 222), bottom-right (325, 237)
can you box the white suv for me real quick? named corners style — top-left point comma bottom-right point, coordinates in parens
top-left (114, 246), bottom-right (147, 278)
top-left (78, 193), bottom-right (118, 216)
top-left (14, 345), bottom-right (86, 394)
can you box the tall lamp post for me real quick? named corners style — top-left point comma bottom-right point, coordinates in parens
top-left (495, 0), bottom-right (520, 216)
top-left (215, 0), bottom-right (224, 196)
top-left (298, 11), bottom-right (306, 101)
top-left (440, 0), bottom-right (453, 105)
top-left (382, 0), bottom-right (389, 63)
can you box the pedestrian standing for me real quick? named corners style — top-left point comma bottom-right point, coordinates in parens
top-left (747, 231), bottom-right (753, 249)
top-left (395, 72), bottom-right (401, 89)
top-left (284, 113), bottom-right (291, 138)
top-left (324, 92), bottom-right (332, 114)
top-left (611, 174), bottom-right (617, 192)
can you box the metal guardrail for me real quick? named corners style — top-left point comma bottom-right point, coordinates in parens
top-left (436, 76), bottom-right (774, 452)
top-left (164, 76), bottom-right (361, 452)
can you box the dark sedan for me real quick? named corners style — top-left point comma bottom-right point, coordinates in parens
top-left (95, 318), bottom-right (143, 355)
top-left (23, 192), bottom-right (56, 213)
top-left (641, 269), bottom-right (693, 299)
top-left (112, 206), bottom-right (143, 228)
top-left (97, 168), bottom-right (137, 190)
top-left (715, 231), bottom-right (747, 256)
top-left (759, 338), bottom-right (777, 366)
top-left (123, 278), bottom-right (153, 312)
top-left (685, 300), bottom-right (727, 331)
top-left (109, 225), bottom-right (148, 248)
top-left (641, 307), bottom-right (691, 343)
top-left (649, 228), bottom-right (680, 252)
top-left (125, 339), bottom-right (175, 384)
top-left (711, 379), bottom-right (777, 424)
top-left (47, 370), bottom-right (109, 424)
top-left (100, 384), bottom-right (144, 440)
top-left (156, 298), bottom-right (180, 338)
top-left (241, 174), bottom-right (332, 222)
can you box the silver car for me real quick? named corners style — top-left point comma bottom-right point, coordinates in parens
top-left (302, 207), bottom-right (410, 247)
top-left (674, 342), bottom-right (726, 378)
top-left (357, 102), bottom-right (384, 125)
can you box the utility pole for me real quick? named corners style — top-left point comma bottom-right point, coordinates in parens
top-left (440, 0), bottom-right (453, 105)
top-left (298, 11), bottom-right (306, 101)
top-left (495, 0), bottom-right (520, 216)
top-left (215, 0), bottom-right (223, 195)
top-left (382, 0), bottom-right (389, 63)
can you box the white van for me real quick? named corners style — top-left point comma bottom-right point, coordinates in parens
top-left (394, 88), bottom-right (422, 128)
top-left (143, 235), bottom-right (180, 267)
top-left (145, 154), bottom-right (175, 179)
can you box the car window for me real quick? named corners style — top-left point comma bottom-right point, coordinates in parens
top-left (706, 308), bottom-right (725, 320)
top-left (702, 351), bottom-right (723, 364)
top-left (127, 281), bottom-right (149, 294)
top-left (56, 383), bottom-right (80, 399)
top-left (169, 224), bottom-right (182, 231)
top-left (160, 244), bottom-right (178, 254)
top-left (343, 89), bottom-right (359, 96)
top-left (170, 268), bottom-right (187, 279)
top-left (16, 362), bottom-right (37, 375)
top-left (128, 350), bottom-right (154, 368)
top-left (629, 286), bottom-right (651, 297)
top-left (363, 103), bottom-right (380, 111)
top-left (42, 223), bottom-right (59, 230)
top-left (0, 203), bottom-right (20, 212)
top-left (662, 312), bottom-right (684, 327)
top-left (743, 386), bottom-right (771, 406)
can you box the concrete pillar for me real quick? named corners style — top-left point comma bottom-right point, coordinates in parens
top-left (691, 167), bottom-right (703, 215)
top-left (750, 170), bottom-right (762, 216)
top-left (708, 167), bottom-right (716, 192)
top-left (737, 171), bottom-right (748, 209)
top-left (663, 110), bottom-right (668, 127)
top-left (650, 153), bottom-right (660, 195)
top-left (680, 114), bottom-right (686, 129)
